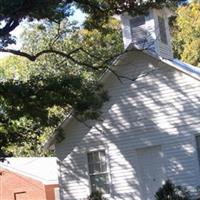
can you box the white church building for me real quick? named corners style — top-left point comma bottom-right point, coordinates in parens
top-left (46, 7), bottom-right (200, 200)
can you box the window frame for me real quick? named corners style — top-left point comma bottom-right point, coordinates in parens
top-left (14, 191), bottom-right (27, 200)
top-left (54, 187), bottom-right (60, 200)
top-left (157, 15), bottom-right (168, 45)
top-left (129, 15), bottom-right (147, 45)
top-left (130, 15), bottom-right (145, 27)
top-left (195, 135), bottom-right (200, 167)
top-left (86, 148), bottom-right (110, 195)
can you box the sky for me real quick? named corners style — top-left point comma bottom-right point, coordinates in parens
top-left (0, 9), bottom-right (86, 58)
top-left (70, 9), bottom-right (86, 24)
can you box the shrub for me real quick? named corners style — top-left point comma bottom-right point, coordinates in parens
top-left (87, 191), bottom-right (107, 200)
top-left (155, 180), bottom-right (191, 200)
top-left (196, 186), bottom-right (200, 200)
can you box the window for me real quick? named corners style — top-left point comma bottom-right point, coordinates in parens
top-left (130, 16), bottom-right (145, 27)
top-left (87, 150), bottom-right (109, 194)
top-left (158, 16), bottom-right (168, 44)
top-left (196, 135), bottom-right (200, 165)
top-left (130, 16), bottom-right (147, 45)
top-left (14, 192), bottom-right (27, 200)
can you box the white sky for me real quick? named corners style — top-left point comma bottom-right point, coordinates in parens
top-left (70, 9), bottom-right (86, 24)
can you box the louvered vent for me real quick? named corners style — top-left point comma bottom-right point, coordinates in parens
top-left (130, 16), bottom-right (148, 47)
top-left (158, 16), bottom-right (168, 44)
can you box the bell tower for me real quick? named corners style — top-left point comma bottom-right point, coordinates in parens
top-left (121, 7), bottom-right (174, 60)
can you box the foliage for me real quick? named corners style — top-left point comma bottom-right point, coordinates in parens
top-left (172, 2), bottom-right (200, 66)
top-left (0, 0), bottom-right (180, 159)
top-left (87, 191), bottom-right (107, 200)
top-left (0, 0), bottom-right (178, 48)
top-left (0, 0), bottom-right (71, 47)
top-left (155, 180), bottom-right (191, 200)
top-left (196, 186), bottom-right (200, 200)
top-left (0, 56), bottom-right (30, 80)
top-left (0, 18), bottom-right (121, 157)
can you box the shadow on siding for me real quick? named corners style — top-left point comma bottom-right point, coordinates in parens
top-left (56, 51), bottom-right (200, 200)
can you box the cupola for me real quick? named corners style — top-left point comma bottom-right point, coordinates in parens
top-left (121, 7), bottom-right (174, 60)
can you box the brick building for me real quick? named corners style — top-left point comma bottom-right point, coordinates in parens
top-left (0, 157), bottom-right (59, 200)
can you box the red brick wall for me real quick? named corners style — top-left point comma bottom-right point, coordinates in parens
top-left (0, 168), bottom-right (58, 200)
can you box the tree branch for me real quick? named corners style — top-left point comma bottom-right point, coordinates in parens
top-left (0, 35), bottom-right (158, 83)
top-left (0, 47), bottom-right (93, 65)
top-left (0, 18), bottom-right (19, 37)
top-left (0, 47), bottom-right (110, 72)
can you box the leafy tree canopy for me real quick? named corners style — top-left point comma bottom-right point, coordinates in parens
top-left (0, 0), bottom-right (178, 48)
top-left (172, 2), bottom-right (200, 66)
top-left (0, 0), bottom-right (180, 159)
top-left (0, 18), bottom-right (122, 157)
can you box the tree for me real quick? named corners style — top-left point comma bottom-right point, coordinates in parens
top-left (155, 180), bottom-right (190, 200)
top-left (172, 2), bottom-right (200, 66)
top-left (0, 0), bottom-right (178, 49)
top-left (0, 56), bottom-right (30, 80)
top-left (87, 191), bottom-right (107, 200)
top-left (0, 0), bottom-right (179, 159)
top-left (0, 18), bottom-right (122, 157)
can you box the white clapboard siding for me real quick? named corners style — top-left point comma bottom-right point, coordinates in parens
top-left (56, 51), bottom-right (200, 200)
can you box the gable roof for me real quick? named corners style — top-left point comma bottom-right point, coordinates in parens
top-left (0, 157), bottom-right (58, 185)
top-left (44, 48), bottom-right (200, 149)
top-left (162, 58), bottom-right (200, 81)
